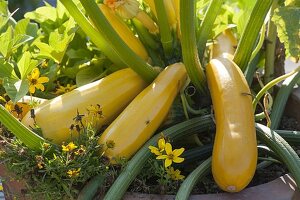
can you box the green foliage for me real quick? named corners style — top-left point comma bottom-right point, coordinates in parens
top-left (0, 127), bottom-right (108, 199)
top-left (272, 5), bottom-right (300, 60)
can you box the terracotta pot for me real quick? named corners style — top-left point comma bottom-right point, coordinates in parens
top-left (0, 164), bottom-right (27, 200)
top-left (121, 174), bottom-right (298, 200)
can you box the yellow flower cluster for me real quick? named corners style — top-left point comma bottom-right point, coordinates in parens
top-left (149, 137), bottom-right (185, 180)
top-left (67, 168), bottom-right (81, 178)
top-left (62, 142), bottom-right (78, 152)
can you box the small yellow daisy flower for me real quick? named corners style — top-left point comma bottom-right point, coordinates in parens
top-left (166, 167), bottom-right (185, 180)
top-left (62, 142), bottom-right (78, 152)
top-left (67, 168), bottom-right (81, 178)
top-left (27, 68), bottom-right (49, 94)
top-left (156, 143), bottom-right (184, 168)
top-left (54, 83), bottom-right (76, 95)
top-left (148, 138), bottom-right (166, 156)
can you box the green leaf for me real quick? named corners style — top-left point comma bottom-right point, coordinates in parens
top-left (15, 18), bottom-right (30, 35)
top-left (24, 6), bottom-right (57, 24)
top-left (0, 59), bottom-right (18, 79)
top-left (76, 64), bottom-right (106, 86)
top-left (0, 25), bottom-right (13, 57)
top-left (3, 78), bottom-right (29, 103)
top-left (34, 42), bottom-right (61, 63)
top-left (272, 6), bottom-right (300, 60)
top-left (0, 0), bottom-right (9, 31)
top-left (17, 51), bottom-right (39, 79)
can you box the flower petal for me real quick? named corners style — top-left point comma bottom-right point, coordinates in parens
top-left (156, 155), bottom-right (167, 160)
top-left (31, 68), bottom-right (40, 79)
top-left (173, 147), bottom-right (185, 157)
top-left (158, 138), bottom-right (166, 150)
top-left (165, 143), bottom-right (172, 155)
top-left (149, 146), bottom-right (161, 156)
top-left (35, 83), bottom-right (45, 91)
top-left (38, 76), bottom-right (49, 84)
top-left (29, 85), bottom-right (36, 94)
top-left (173, 157), bottom-right (184, 163)
top-left (164, 158), bottom-right (172, 168)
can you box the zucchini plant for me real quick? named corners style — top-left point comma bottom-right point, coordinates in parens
top-left (0, 0), bottom-right (300, 199)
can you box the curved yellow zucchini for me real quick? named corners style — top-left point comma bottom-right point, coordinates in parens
top-left (212, 29), bottom-right (237, 58)
top-left (98, 63), bottom-right (187, 161)
top-left (206, 56), bottom-right (257, 192)
top-left (22, 68), bottom-right (147, 144)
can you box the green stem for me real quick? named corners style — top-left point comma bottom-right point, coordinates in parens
top-left (197, 0), bottom-right (224, 61)
top-left (264, 0), bottom-right (279, 84)
top-left (59, 0), bottom-right (124, 67)
top-left (103, 115), bottom-right (214, 200)
top-left (0, 105), bottom-right (46, 149)
top-left (175, 157), bottom-right (212, 200)
top-left (180, 0), bottom-right (207, 95)
top-left (270, 72), bottom-right (300, 129)
top-left (250, 24), bottom-right (266, 62)
top-left (245, 51), bottom-right (262, 86)
top-left (79, 0), bottom-right (158, 83)
top-left (154, 0), bottom-right (173, 58)
top-left (233, 0), bottom-right (273, 71)
top-left (252, 66), bottom-right (300, 111)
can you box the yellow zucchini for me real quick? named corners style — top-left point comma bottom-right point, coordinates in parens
top-left (212, 29), bottom-right (237, 58)
top-left (99, 4), bottom-right (149, 62)
top-left (206, 56), bottom-right (257, 192)
top-left (98, 63), bottom-right (187, 161)
top-left (21, 68), bottom-right (147, 144)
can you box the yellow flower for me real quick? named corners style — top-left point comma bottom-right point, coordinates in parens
top-left (67, 168), bottom-right (81, 178)
top-left (37, 162), bottom-right (44, 169)
top-left (86, 104), bottom-right (103, 118)
top-left (0, 185), bottom-right (3, 191)
top-left (104, 0), bottom-right (139, 19)
top-left (74, 145), bottom-right (86, 156)
top-left (62, 142), bottom-right (78, 152)
top-left (27, 68), bottom-right (49, 94)
top-left (4, 100), bottom-right (14, 112)
top-left (166, 167), bottom-right (185, 180)
top-left (149, 138), bottom-right (166, 156)
top-left (156, 143), bottom-right (184, 168)
top-left (54, 83), bottom-right (76, 95)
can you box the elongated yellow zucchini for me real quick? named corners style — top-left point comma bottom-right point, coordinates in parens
top-left (212, 29), bottom-right (237, 58)
top-left (22, 68), bottom-right (147, 144)
top-left (99, 4), bottom-right (149, 62)
top-left (98, 63), bottom-right (187, 161)
top-left (206, 56), bottom-right (257, 192)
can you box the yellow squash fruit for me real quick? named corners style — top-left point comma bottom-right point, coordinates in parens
top-left (206, 56), bottom-right (257, 192)
top-left (212, 29), bottom-right (237, 58)
top-left (98, 63), bottom-right (187, 161)
top-left (99, 4), bottom-right (149, 62)
top-left (22, 68), bottom-right (147, 144)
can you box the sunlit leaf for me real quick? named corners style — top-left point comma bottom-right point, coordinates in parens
top-left (0, 25), bottom-right (13, 57)
top-left (272, 6), bottom-right (300, 60)
top-left (0, 59), bottom-right (18, 79)
top-left (3, 78), bottom-right (29, 103)
top-left (17, 51), bottom-right (39, 79)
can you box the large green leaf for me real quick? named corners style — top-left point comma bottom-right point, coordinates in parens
top-left (272, 6), bottom-right (300, 60)
top-left (17, 51), bottom-right (39, 79)
top-left (0, 25), bottom-right (13, 57)
top-left (0, 59), bottom-right (18, 79)
top-left (3, 78), bottom-right (29, 103)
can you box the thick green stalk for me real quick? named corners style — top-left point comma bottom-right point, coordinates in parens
top-left (0, 105), bottom-right (46, 149)
top-left (233, 0), bottom-right (273, 71)
top-left (256, 123), bottom-right (300, 188)
top-left (154, 0), bottom-right (173, 58)
top-left (103, 115), bottom-right (214, 200)
top-left (79, 0), bottom-right (158, 83)
top-left (180, 0), bottom-right (207, 94)
top-left (175, 157), bottom-right (212, 200)
top-left (270, 72), bottom-right (300, 129)
top-left (264, 0), bottom-right (279, 84)
top-left (252, 66), bottom-right (300, 111)
top-left (196, 0), bottom-right (224, 60)
top-left (59, 0), bottom-right (124, 68)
